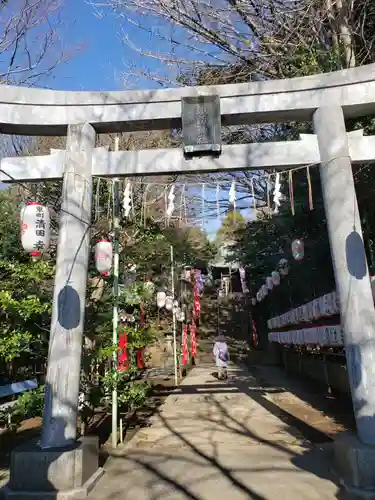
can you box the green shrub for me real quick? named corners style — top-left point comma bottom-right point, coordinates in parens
top-left (0, 386), bottom-right (45, 429)
top-left (118, 380), bottom-right (151, 411)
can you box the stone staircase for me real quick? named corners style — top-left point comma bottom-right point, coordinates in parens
top-left (197, 291), bottom-right (278, 367)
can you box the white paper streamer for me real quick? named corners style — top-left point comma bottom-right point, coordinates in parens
top-left (166, 185), bottom-right (175, 222)
top-left (229, 181), bottom-right (236, 210)
top-left (123, 181), bottom-right (132, 217)
top-left (273, 173), bottom-right (283, 213)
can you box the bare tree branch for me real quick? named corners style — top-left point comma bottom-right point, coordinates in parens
top-left (0, 0), bottom-right (73, 86)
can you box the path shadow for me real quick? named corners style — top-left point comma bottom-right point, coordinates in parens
top-left (89, 366), bottom-right (339, 499)
top-left (244, 357), bottom-right (355, 435)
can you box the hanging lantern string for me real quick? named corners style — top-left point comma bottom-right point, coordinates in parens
top-left (266, 174), bottom-right (271, 218)
top-left (0, 155), bottom-right (355, 239)
top-left (184, 186), bottom-right (188, 224)
top-left (90, 155), bottom-right (354, 189)
top-left (131, 182), bottom-right (135, 219)
top-left (94, 178), bottom-right (101, 222)
top-left (288, 169), bottom-right (295, 216)
top-left (216, 183), bottom-right (220, 221)
top-left (142, 183), bottom-right (150, 227)
top-left (306, 166), bottom-right (314, 211)
top-left (201, 183), bottom-right (205, 227)
top-left (107, 180), bottom-right (113, 222)
top-left (251, 177), bottom-right (257, 212)
top-left (179, 184), bottom-right (183, 227)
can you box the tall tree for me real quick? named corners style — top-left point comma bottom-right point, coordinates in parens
top-left (94, 0), bottom-right (374, 86)
top-left (0, 0), bottom-right (70, 86)
top-left (217, 208), bottom-right (246, 244)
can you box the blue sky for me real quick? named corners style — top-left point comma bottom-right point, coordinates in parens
top-left (1, 1), bottom-right (253, 235)
top-left (51, 1), bottom-right (136, 91)
top-left (49, 1), bottom-right (248, 236)
top-left (50, 1), bottom-right (177, 91)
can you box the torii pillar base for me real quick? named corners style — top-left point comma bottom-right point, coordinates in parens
top-left (3, 437), bottom-right (104, 499)
top-left (334, 433), bottom-right (375, 499)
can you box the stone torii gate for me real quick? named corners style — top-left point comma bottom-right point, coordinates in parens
top-left (2, 63), bottom-right (375, 498)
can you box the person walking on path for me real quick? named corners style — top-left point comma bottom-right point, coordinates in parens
top-left (213, 335), bottom-right (229, 379)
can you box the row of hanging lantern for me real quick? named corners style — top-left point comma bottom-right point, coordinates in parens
top-left (253, 265), bottom-right (284, 304)
top-left (251, 239), bottom-right (304, 305)
top-left (156, 291), bottom-right (185, 322)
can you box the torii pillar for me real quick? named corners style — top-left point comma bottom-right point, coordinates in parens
top-left (314, 105), bottom-right (375, 498)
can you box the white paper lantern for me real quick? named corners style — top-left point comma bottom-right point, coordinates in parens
top-left (271, 271), bottom-right (281, 286)
top-left (278, 258), bottom-right (289, 276)
top-left (156, 291), bottom-right (166, 309)
top-left (172, 300), bottom-right (179, 314)
top-left (94, 240), bottom-right (113, 276)
top-left (291, 239), bottom-right (304, 261)
top-left (165, 296), bottom-right (173, 311)
top-left (311, 299), bottom-right (319, 320)
top-left (176, 309), bottom-right (185, 322)
top-left (20, 202), bottom-right (50, 257)
top-left (251, 297), bottom-right (257, 306)
top-left (266, 277), bottom-right (273, 290)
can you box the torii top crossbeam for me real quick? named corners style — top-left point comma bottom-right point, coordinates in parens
top-left (0, 63), bottom-right (374, 136)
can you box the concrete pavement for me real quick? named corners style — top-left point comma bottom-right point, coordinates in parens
top-left (89, 364), bottom-right (340, 499)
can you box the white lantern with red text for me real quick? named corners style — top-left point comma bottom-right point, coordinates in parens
top-left (21, 202), bottom-right (50, 257)
top-left (94, 240), bottom-right (113, 276)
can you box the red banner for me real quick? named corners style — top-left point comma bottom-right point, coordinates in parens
top-left (190, 323), bottom-right (197, 358)
top-left (252, 319), bottom-right (258, 346)
top-left (118, 331), bottom-right (129, 371)
top-left (182, 326), bottom-right (189, 366)
top-left (136, 348), bottom-right (145, 369)
top-left (193, 294), bottom-right (201, 319)
top-left (193, 270), bottom-right (201, 319)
